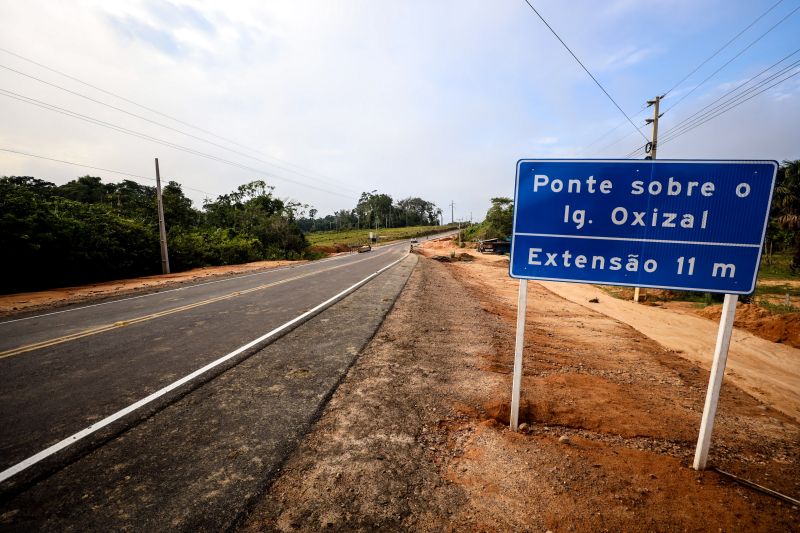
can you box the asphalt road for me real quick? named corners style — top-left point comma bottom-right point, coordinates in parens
top-left (0, 237), bottom-right (432, 515)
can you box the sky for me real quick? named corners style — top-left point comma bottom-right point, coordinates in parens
top-left (1, 0), bottom-right (798, 221)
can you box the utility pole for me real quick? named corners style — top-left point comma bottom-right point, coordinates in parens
top-left (154, 158), bottom-right (170, 275)
top-left (449, 200), bottom-right (455, 224)
top-left (634, 95), bottom-right (663, 303)
top-left (645, 95), bottom-right (662, 160)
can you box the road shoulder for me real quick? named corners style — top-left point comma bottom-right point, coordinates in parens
top-left (242, 253), bottom-right (799, 531)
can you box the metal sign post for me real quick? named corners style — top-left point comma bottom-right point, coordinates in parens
top-left (509, 279), bottom-right (528, 430)
top-left (507, 159), bottom-right (776, 468)
top-left (693, 293), bottom-right (738, 470)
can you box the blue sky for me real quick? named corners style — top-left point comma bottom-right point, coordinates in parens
top-left (1, 0), bottom-right (798, 220)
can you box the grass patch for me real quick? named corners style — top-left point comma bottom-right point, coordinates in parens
top-left (758, 300), bottom-right (800, 314)
top-left (759, 252), bottom-right (800, 280)
top-left (754, 283), bottom-right (800, 296)
top-left (306, 225), bottom-right (455, 247)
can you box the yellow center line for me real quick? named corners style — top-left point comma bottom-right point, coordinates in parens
top-left (0, 251), bottom-right (393, 360)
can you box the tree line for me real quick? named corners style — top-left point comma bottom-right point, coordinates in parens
top-left (0, 175), bottom-right (308, 293)
top-left (296, 191), bottom-right (443, 232)
top-left (766, 160), bottom-right (800, 267)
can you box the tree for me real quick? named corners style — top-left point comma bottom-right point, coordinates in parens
top-left (0, 176), bottom-right (159, 292)
top-left (0, 175), bottom-right (310, 292)
top-left (484, 197), bottom-right (513, 238)
top-left (308, 208), bottom-right (318, 231)
top-left (162, 181), bottom-right (199, 230)
top-left (55, 175), bottom-right (112, 204)
top-left (396, 197), bottom-right (439, 226)
top-left (356, 191), bottom-right (393, 228)
top-left (772, 160), bottom-right (800, 268)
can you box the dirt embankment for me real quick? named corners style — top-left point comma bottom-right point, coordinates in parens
top-left (241, 238), bottom-right (799, 531)
top-left (696, 303), bottom-right (800, 348)
top-left (603, 286), bottom-right (800, 349)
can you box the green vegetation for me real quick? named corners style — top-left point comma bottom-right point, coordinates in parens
top-left (463, 197), bottom-right (513, 241)
top-left (753, 280), bottom-right (800, 296)
top-left (307, 225), bottom-right (455, 247)
top-left (0, 176), bottom-right (308, 293)
top-left (0, 174), bottom-right (448, 294)
top-left (765, 159), bottom-right (800, 269)
top-left (758, 251), bottom-right (800, 280)
top-left (297, 192), bottom-right (442, 232)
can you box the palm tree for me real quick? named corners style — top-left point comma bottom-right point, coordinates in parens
top-left (772, 160), bottom-right (800, 268)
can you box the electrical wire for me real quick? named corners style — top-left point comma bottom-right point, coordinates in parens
top-left (521, 0), bottom-right (649, 143)
top-left (661, 3), bottom-right (800, 115)
top-left (593, 123), bottom-right (643, 154)
top-left (659, 67), bottom-right (800, 145)
top-left (623, 65), bottom-right (800, 157)
top-left (662, 0), bottom-right (787, 98)
top-left (578, 105), bottom-right (648, 155)
top-left (0, 46), bottom-right (349, 185)
top-left (661, 47), bottom-right (800, 135)
top-left (624, 44), bottom-right (800, 158)
top-left (0, 147), bottom-right (215, 196)
top-left (581, 1), bottom-right (784, 156)
top-left (0, 88), bottom-right (354, 199)
top-left (660, 58), bottom-right (800, 143)
top-left (0, 63), bottom-right (357, 194)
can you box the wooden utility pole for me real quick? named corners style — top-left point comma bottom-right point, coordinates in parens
top-left (634, 95), bottom-right (663, 303)
top-left (154, 158), bottom-right (170, 275)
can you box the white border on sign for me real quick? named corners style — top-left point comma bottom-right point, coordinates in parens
top-left (508, 159), bottom-right (778, 295)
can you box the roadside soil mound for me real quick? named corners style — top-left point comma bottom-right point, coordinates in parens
top-left (604, 286), bottom-right (800, 349)
top-left (698, 303), bottom-right (800, 348)
top-left (309, 243), bottom-right (351, 254)
top-left (242, 248), bottom-right (799, 531)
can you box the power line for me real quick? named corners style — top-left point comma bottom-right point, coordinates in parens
top-left (638, 52), bottom-right (800, 153)
top-left (0, 63), bottom-right (358, 194)
top-left (521, 0), bottom-right (648, 143)
top-left (623, 64), bottom-right (800, 158)
top-left (0, 88), bottom-right (354, 199)
top-left (659, 67), bottom-right (800, 146)
top-left (660, 51), bottom-right (800, 142)
top-left (607, 1), bottom-right (791, 157)
top-left (593, 123), bottom-right (642, 154)
top-left (578, 105), bottom-right (648, 155)
top-left (662, 0), bottom-right (787, 98)
top-left (0, 46), bottom-right (349, 185)
top-left (624, 5), bottom-right (800, 160)
top-left (0, 147), bottom-right (215, 196)
top-left (661, 2), bottom-right (800, 115)
top-left (582, 1), bottom-right (782, 156)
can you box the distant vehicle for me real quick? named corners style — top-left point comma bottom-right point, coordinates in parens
top-left (477, 238), bottom-right (511, 254)
top-left (410, 238), bottom-right (419, 244)
top-left (358, 244), bottom-right (372, 253)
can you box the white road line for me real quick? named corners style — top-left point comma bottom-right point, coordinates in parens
top-left (0, 253), bottom-right (409, 484)
top-left (0, 242), bottom-right (407, 326)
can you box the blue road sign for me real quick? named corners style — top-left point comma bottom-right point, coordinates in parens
top-left (510, 160), bottom-right (778, 294)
